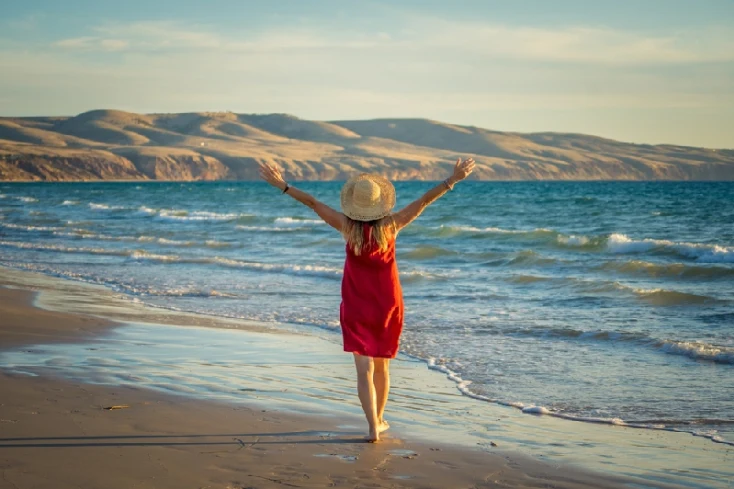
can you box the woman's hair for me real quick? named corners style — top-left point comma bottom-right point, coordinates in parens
top-left (343, 216), bottom-right (396, 256)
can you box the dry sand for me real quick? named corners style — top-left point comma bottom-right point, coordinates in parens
top-left (0, 286), bottom-right (643, 489)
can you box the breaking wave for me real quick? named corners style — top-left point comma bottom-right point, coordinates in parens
top-left (607, 233), bottom-right (734, 263)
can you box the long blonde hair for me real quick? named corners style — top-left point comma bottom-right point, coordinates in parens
top-left (343, 216), bottom-right (396, 256)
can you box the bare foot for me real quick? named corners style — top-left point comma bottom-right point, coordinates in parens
top-left (377, 419), bottom-right (390, 434)
top-left (366, 428), bottom-right (380, 443)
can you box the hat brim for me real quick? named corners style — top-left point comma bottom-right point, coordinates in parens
top-left (340, 174), bottom-right (396, 222)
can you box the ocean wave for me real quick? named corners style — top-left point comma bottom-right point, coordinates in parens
top-left (598, 259), bottom-right (734, 280)
top-left (89, 203), bottom-right (127, 211)
top-left (123, 287), bottom-right (240, 298)
top-left (156, 209), bottom-right (253, 222)
top-left (435, 225), bottom-right (556, 237)
top-left (236, 225), bottom-right (312, 233)
top-left (135, 206), bottom-right (255, 222)
top-left (507, 250), bottom-right (560, 267)
top-left (657, 340), bottom-right (734, 365)
top-left (432, 225), bottom-right (602, 250)
top-left (607, 233), bottom-right (734, 263)
top-left (505, 274), bottom-right (552, 284)
top-left (492, 323), bottom-right (733, 365)
top-left (500, 325), bottom-right (651, 343)
top-left (430, 225), bottom-right (608, 253)
top-left (137, 206), bottom-right (157, 215)
top-left (633, 288), bottom-right (722, 306)
top-left (17, 196), bottom-right (39, 203)
top-left (61, 200), bottom-right (79, 206)
top-left (61, 231), bottom-right (229, 248)
top-left (425, 226), bottom-right (733, 263)
top-left (0, 222), bottom-right (66, 233)
top-left (556, 234), bottom-right (592, 247)
top-left (274, 217), bottom-right (325, 226)
top-left (542, 278), bottom-right (721, 304)
top-left (426, 358), bottom-right (734, 445)
top-left (400, 246), bottom-right (458, 260)
top-left (0, 240), bottom-right (128, 256)
top-left (121, 251), bottom-right (344, 278)
top-left (129, 251), bottom-right (184, 262)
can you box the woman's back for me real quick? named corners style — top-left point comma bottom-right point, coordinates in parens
top-left (340, 223), bottom-right (403, 359)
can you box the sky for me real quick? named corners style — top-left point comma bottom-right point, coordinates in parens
top-left (1, 0), bottom-right (733, 148)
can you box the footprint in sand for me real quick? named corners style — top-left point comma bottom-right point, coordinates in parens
top-left (388, 449), bottom-right (418, 459)
top-left (314, 453), bottom-right (358, 462)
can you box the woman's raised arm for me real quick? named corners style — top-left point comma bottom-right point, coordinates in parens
top-left (259, 163), bottom-right (346, 231)
top-left (392, 158), bottom-right (475, 232)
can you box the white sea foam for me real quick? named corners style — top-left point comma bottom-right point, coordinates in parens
top-left (275, 217), bottom-right (325, 226)
top-left (657, 340), bottom-right (734, 365)
top-left (61, 200), bottom-right (79, 206)
top-left (124, 286), bottom-right (239, 298)
top-left (205, 240), bottom-right (229, 248)
top-left (236, 225), bottom-right (307, 232)
top-left (137, 206), bottom-right (157, 215)
top-left (156, 209), bottom-right (246, 221)
top-left (0, 222), bottom-right (65, 232)
top-left (154, 237), bottom-right (194, 246)
top-left (89, 203), bottom-right (126, 211)
top-left (441, 225), bottom-right (548, 235)
top-left (0, 240), bottom-right (125, 256)
top-left (209, 257), bottom-right (342, 278)
top-left (130, 251), bottom-right (182, 262)
top-left (557, 234), bottom-right (590, 246)
top-left (607, 233), bottom-right (658, 253)
top-left (522, 406), bottom-right (551, 415)
top-left (17, 196), bottom-right (39, 203)
top-left (607, 233), bottom-right (734, 263)
top-left (51, 230), bottom-right (226, 248)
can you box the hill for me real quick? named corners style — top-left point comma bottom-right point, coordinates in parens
top-left (0, 110), bottom-right (732, 181)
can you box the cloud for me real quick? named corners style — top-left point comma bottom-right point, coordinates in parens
top-left (47, 19), bottom-right (734, 65)
top-left (53, 36), bottom-right (129, 51)
top-left (436, 23), bottom-right (734, 64)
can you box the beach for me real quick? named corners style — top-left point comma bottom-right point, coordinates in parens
top-left (0, 273), bottom-right (637, 489)
top-left (1, 267), bottom-right (732, 488)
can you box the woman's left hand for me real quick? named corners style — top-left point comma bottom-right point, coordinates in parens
top-left (450, 157), bottom-right (475, 183)
top-left (259, 163), bottom-right (287, 192)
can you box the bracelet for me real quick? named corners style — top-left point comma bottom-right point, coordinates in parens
top-left (282, 183), bottom-right (291, 194)
top-left (443, 178), bottom-right (454, 191)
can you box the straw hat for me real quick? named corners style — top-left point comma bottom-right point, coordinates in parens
top-left (340, 173), bottom-right (396, 222)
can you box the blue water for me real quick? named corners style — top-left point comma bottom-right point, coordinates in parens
top-left (1, 181), bottom-right (733, 444)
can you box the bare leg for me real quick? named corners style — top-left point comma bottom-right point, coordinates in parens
top-left (373, 357), bottom-right (391, 433)
top-left (353, 353), bottom-right (379, 442)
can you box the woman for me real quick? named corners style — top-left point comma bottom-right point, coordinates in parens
top-left (259, 158), bottom-right (475, 442)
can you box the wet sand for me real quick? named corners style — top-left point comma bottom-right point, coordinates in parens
top-left (0, 283), bottom-right (647, 489)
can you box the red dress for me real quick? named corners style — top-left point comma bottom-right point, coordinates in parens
top-left (340, 225), bottom-right (404, 358)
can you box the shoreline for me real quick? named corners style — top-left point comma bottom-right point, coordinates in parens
top-left (1, 267), bottom-right (732, 488)
top-left (0, 279), bottom-right (640, 489)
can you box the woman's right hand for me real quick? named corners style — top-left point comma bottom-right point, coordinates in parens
top-left (450, 157), bottom-right (475, 184)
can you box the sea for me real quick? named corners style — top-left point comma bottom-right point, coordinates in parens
top-left (0, 181), bottom-right (732, 447)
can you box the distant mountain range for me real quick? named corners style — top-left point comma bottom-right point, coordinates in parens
top-left (1, 110), bottom-right (732, 181)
